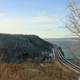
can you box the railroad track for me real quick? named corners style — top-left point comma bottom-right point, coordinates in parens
top-left (52, 47), bottom-right (80, 73)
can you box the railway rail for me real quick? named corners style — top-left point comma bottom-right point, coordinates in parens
top-left (52, 47), bottom-right (80, 73)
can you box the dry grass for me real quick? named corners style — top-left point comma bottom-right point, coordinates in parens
top-left (0, 60), bottom-right (79, 80)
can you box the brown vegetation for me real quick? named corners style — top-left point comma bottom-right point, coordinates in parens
top-left (0, 60), bottom-right (79, 80)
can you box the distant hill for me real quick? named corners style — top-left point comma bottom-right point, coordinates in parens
top-left (45, 38), bottom-right (80, 59)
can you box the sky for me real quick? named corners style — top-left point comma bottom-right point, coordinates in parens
top-left (0, 0), bottom-right (80, 38)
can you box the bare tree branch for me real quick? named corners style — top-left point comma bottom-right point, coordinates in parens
top-left (66, 0), bottom-right (80, 38)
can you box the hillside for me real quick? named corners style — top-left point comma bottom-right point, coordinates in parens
top-left (0, 34), bottom-right (79, 80)
top-left (0, 34), bottom-right (53, 63)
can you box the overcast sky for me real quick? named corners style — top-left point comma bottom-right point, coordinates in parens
top-left (0, 0), bottom-right (80, 38)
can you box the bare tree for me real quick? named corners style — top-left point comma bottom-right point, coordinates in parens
top-left (65, 0), bottom-right (80, 60)
top-left (66, 0), bottom-right (80, 38)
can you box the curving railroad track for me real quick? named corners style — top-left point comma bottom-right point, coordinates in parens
top-left (52, 47), bottom-right (80, 73)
